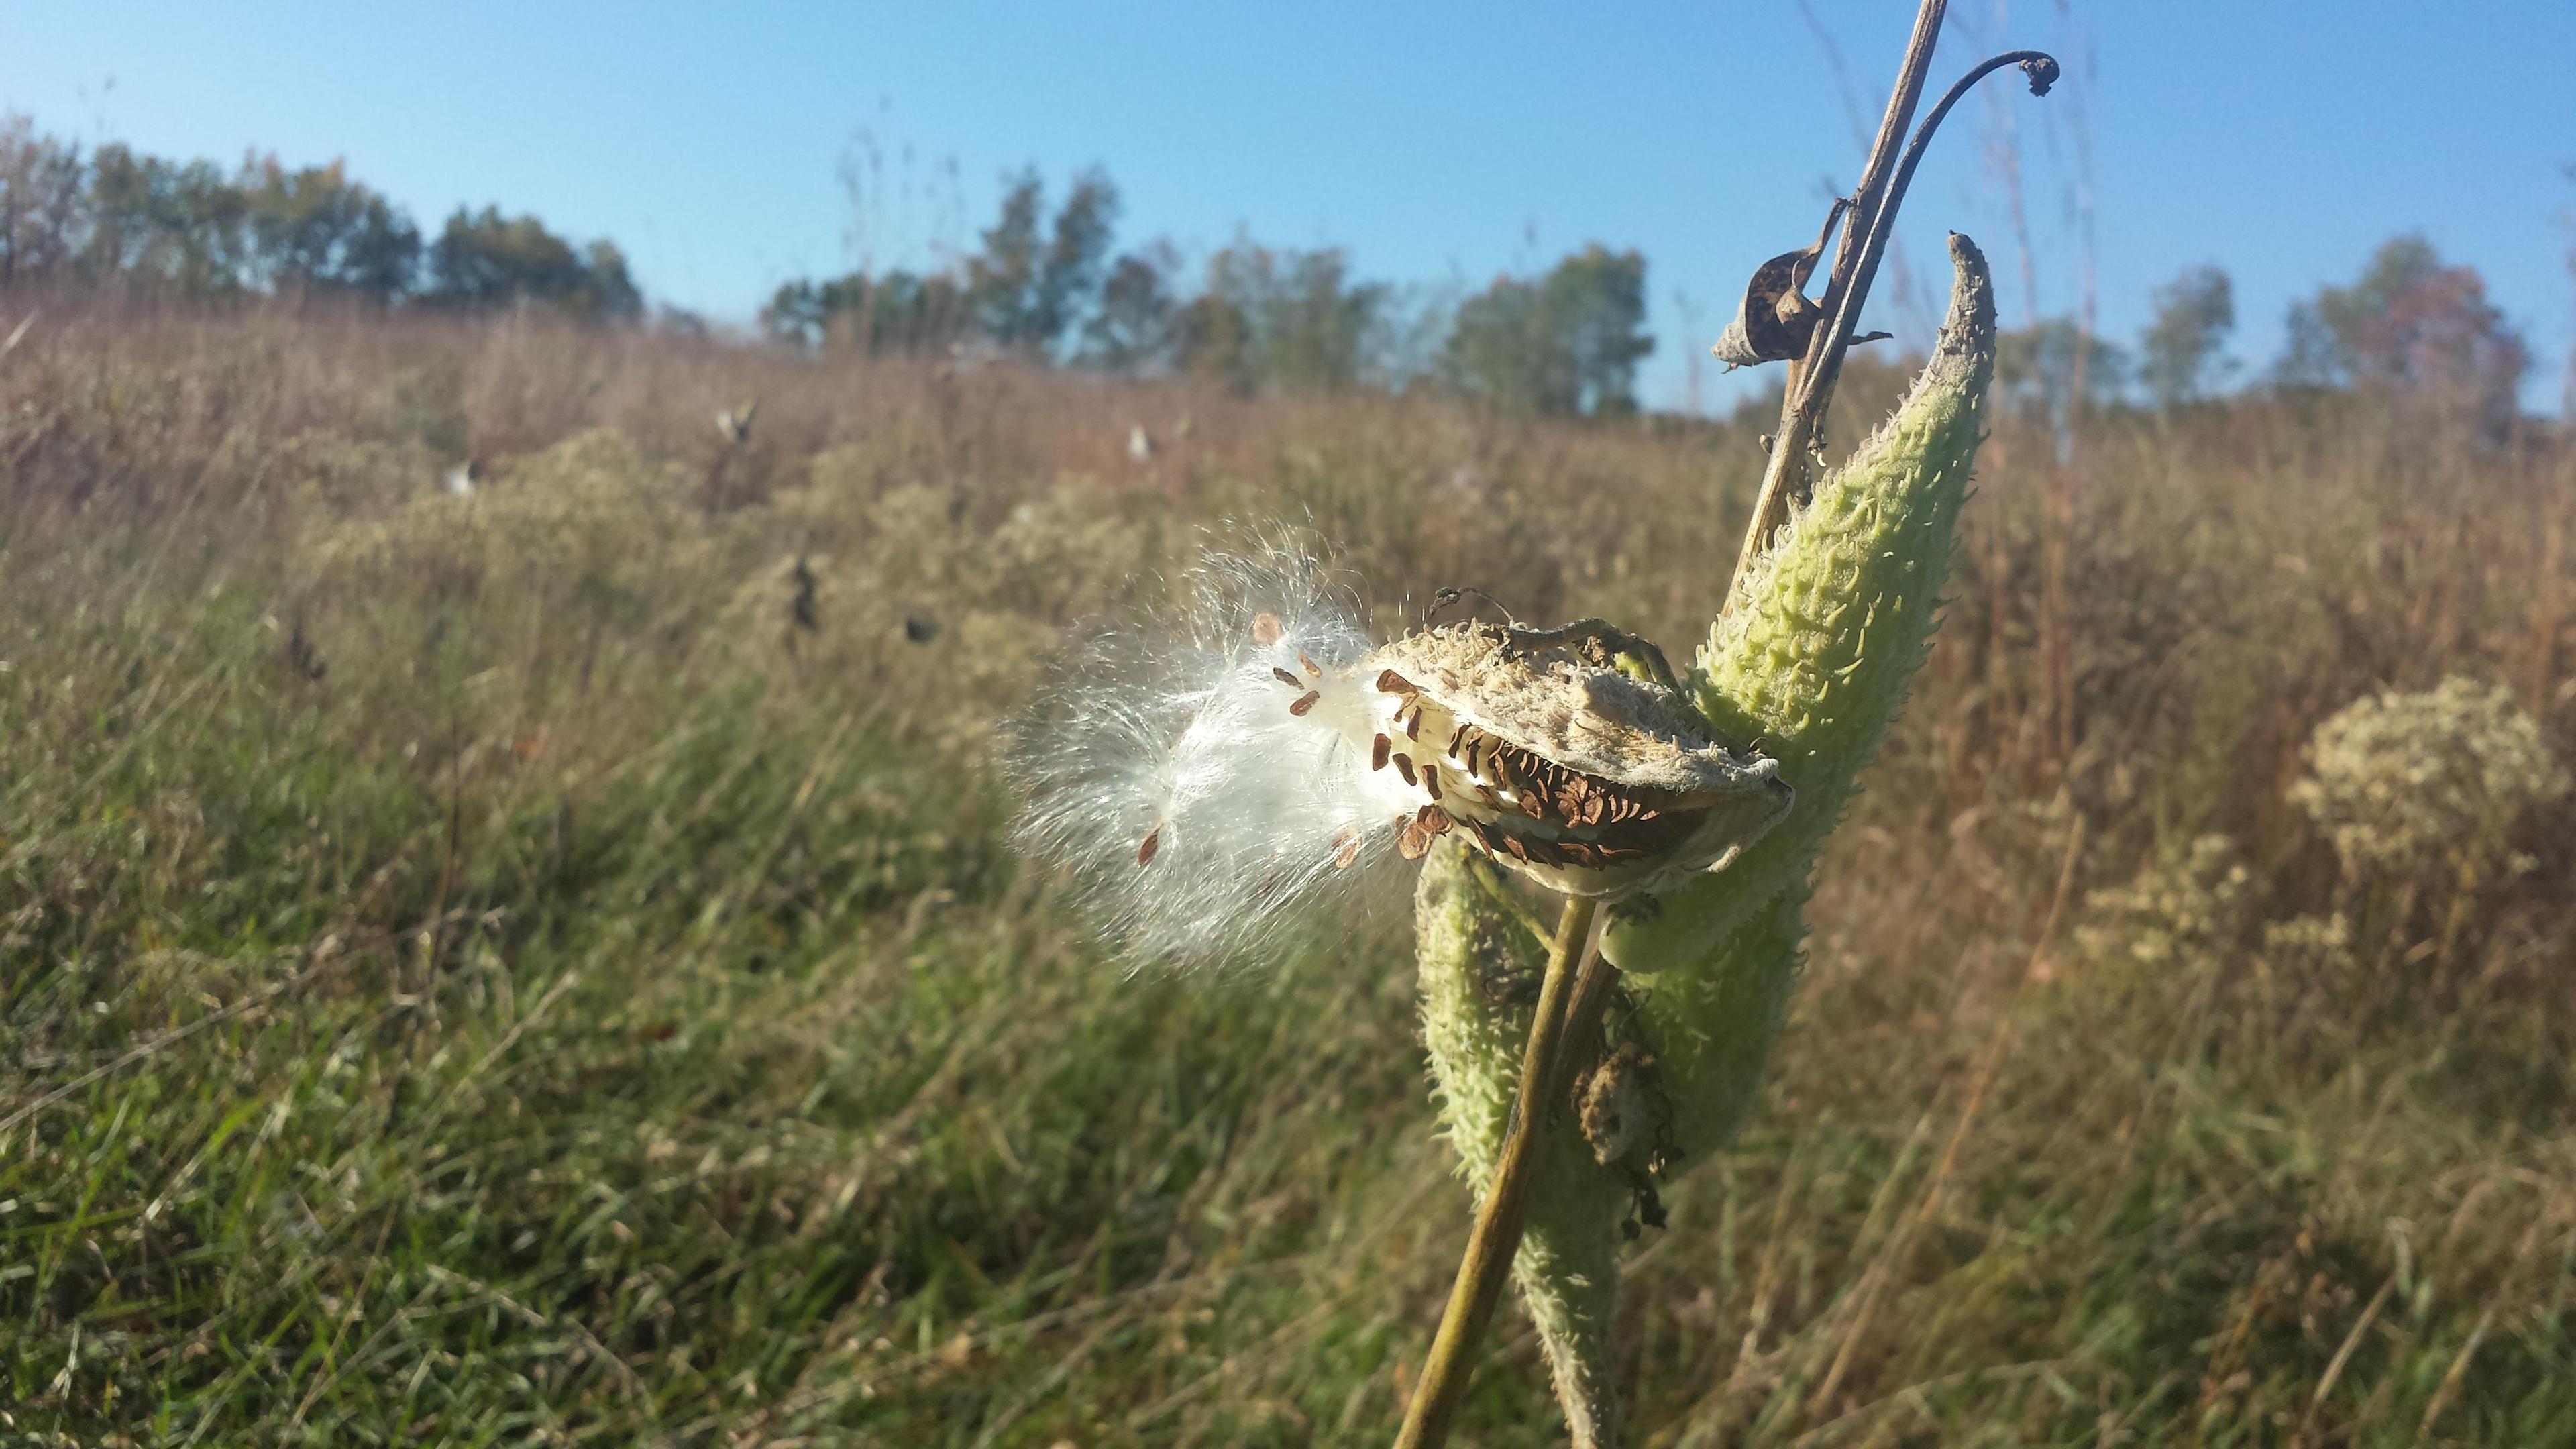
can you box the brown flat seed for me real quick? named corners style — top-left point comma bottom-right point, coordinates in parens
top-left (1298, 649), bottom-right (1322, 677)
top-left (1417, 804), bottom-right (1452, 836)
top-left (1403, 707), bottom-right (1422, 741)
top-left (1375, 669), bottom-right (1415, 695)
top-left (1272, 666), bottom-right (1303, 686)
top-left (1252, 613), bottom-right (1284, 646)
top-left (1136, 826), bottom-right (1162, 866)
top-left (1397, 820), bottom-right (1431, 861)
top-left (1331, 826), bottom-right (1364, 869)
top-left (1289, 690), bottom-right (1321, 716)
top-left (1372, 734), bottom-right (1391, 771)
top-left (1421, 762), bottom-right (1442, 799)
top-left (1393, 754), bottom-right (1417, 787)
top-left (1448, 723), bottom-right (1472, 757)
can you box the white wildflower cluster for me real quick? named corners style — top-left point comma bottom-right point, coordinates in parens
top-left (2259, 910), bottom-right (2356, 981)
top-left (2288, 677), bottom-right (2568, 886)
top-left (2072, 833), bottom-right (2251, 971)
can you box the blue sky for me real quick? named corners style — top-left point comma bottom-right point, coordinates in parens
top-left (4, 2), bottom-right (2571, 414)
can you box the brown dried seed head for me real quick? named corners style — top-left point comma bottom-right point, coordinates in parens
top-left (1252, 613), bottom-right (1284, 646)
top-left (1417, 804), bottom-right (1452, 836)
top-left (1297, 649), bottom-right (1322, 678)
top-left (1393, 753), bottom-right (1418, 787)
top-left (1375, 669), bottom-right (1415, 695)
top-left (1271, 666), bottom-right (1303, 687)
top-left (1397, 819), bottom-right (1431, 860)
top-left (1372, 733), bottom-right (1391, 771)
top-left (1136, 826), bottom-right (1162, 866)
top-left (1289, 690), bottom-right (1322, 716)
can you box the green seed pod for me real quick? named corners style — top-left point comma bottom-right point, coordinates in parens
top-left (1412, 234), bottom-right (1996, 1444)
top-left (1607, 232), bottom-right (1996, 983)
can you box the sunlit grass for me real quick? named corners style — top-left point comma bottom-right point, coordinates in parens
top-left (3, 300), bottom-right (2572, 1444)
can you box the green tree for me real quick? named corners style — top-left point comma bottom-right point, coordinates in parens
top-left (2279, 235), bottom-right (2525, 432)
top-left (1173, 287), bottom-right (1254, 390)
top-left (243, 158), bottom-right (419, 302)
top-left (81, 144), bottom-right (253, 297)
top-left (1181, 241), bottom-right (1385, 394)
top-left (0, 113), bottom-right (85, 288)
top-left (1439, 244), bottom-right (1653, 416)
top-left (425, 206), bottom-right (641, 320)
top-left (762, 268), bottom-right (970, 355)
top-left (2137, 264), bottom-right (2234, 409)
top-left (1080, 243), bottom-right (1180, 373)
top-left (966, 167), bottom-right (1118, 356)
top-left (1994, 317), bottom-right (2127, 428)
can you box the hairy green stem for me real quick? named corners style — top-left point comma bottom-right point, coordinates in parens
top-left (1397, 889), bottom-right (1599, 1449)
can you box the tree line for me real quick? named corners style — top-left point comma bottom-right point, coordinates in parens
top-left (1998, 237), bottom-right (2530, 437)
top-left (769, 163), bottom-right (2536, 431)
top-left (0, 113), bottom-right (641, 319)
top-left (763, 166), bottom-right (1658, 415)
top-left (0, 113), bottom-right (2542, 429)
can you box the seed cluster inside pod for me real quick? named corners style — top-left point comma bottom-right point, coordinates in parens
top-left (1227, 616), bottom-right (1786, 898)
top-left (1360, 667), bottom-right (1709, 874)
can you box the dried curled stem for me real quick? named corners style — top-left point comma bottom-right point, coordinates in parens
top-left (1729, 0), bottom-right (2057, 607)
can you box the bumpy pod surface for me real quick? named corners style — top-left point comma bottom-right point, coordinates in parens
top-left (1607, 232), bottom-right (1996, 980)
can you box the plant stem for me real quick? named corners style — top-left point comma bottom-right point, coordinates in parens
top-left (1729, 11), bottom-right (2059, 613)
top-left (1729, 0), bottom-right (1950, 608)
top-left (1394, 891), bottom-right (1601, 1449)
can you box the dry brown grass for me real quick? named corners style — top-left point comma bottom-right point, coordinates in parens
top-left (3, 295), bottom-right (2573, 1444)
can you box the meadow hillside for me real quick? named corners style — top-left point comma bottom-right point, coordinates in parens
top-left (3, 301), bottom-right (2573, 1446)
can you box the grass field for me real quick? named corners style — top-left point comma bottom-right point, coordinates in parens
top-left (4, 301), bottom-right (2574, 1446)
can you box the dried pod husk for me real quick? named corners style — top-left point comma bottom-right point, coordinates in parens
top-left (1710, 204), bottom-right (1843, 370)
top-left (1360, 621), bottom-right (1792, 898)
top-left (1710, 239), bottom-right (1829, 368)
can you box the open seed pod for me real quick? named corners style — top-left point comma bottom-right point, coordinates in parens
top-left (1313, 619), bottom-right (1792, 897)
